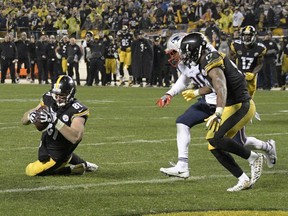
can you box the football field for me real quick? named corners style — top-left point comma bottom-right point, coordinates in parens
top-left (0, 84), bottom-right (288, 216)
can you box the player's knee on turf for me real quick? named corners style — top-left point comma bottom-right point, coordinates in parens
top-left (26, 162), bottom-right (40, 176)
top-left (25, 159), bottom-right (56, 176)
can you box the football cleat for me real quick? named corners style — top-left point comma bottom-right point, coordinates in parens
top-left (254, 111), bottom-right (261, 121)
top-left (227, 179), bottom-right (251, 192)
top-left (70, 163), bottom-right (85, 175)
top-left (264, 139), bottom-right (277, 168)
top-left (85, 161), bottom-right (99, 172)
top-left (250, 153), bottom-right (264, 186)
top-left (160, 165), bottom-right (190, 179)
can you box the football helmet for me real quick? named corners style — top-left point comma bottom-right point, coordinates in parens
top-left (166, 32), bottom-right (187, 67)
top-left (241, 25), bottom-right (256, 46)
top-left (52, 75), bottom-right (76, 107)
top-left (122, 25), bottom-right (128, 33)
top-left (180, 32), bottom-right (207, 67)
top-left (85, 31), bottom-right (94, 42)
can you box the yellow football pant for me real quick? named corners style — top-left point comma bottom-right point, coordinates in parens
top-left (207, 100), bottom-right (255, 150)
top-left (62, 58), bottom-right (68, 74)
top-left (246, 75), bottom-right (257, 99)
top-left (119, 50), bottom-right (131, 67)
top-left (105, 58), bottom-right (117, 74)
top-left (26, 158), bottom-right (69, 176)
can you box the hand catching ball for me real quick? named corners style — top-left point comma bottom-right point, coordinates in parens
top-left (34, 105), bottom-right (50, 131)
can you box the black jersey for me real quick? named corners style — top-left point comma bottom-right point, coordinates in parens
top-left (117, 31), bottom-right (134, 51)
top-left (199, 51), bottom-right (250, 106)
top-left (230, 40), bottom-right (266, 73)
top-left (104, 41), bottom-right (118, 59)
top-left (38, 91), bottom-right (89, 162)
top-left (58, 41), bottom-right (69, 58)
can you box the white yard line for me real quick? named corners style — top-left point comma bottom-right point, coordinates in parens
top-left (0, 170), bottom-right (286, 194)
top-left (1, 132), bottom-right (287, 151)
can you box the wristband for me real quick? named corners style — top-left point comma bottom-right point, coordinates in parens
top-left (55, 119), bottom-right (65, 130)
top-left (215, 107), bottom-right (224, 116)
top-left (193, 89), bottom-right (200, 97)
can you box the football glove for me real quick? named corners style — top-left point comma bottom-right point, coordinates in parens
top-left (182, 89), bottom-right (200, 101)
top-left (28, 111), bottom-right (37, 124)
top-left (204, 108), bottom-right (223, 132)
top-left (39, 109), bottom-right (57, 124)
top-left (245, 72), bottom-right (255, 81)
top-left (156, 94), bottom-right (172, 108)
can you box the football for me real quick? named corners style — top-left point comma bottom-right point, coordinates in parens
top-left (34, 105), bottom-right (49, 131)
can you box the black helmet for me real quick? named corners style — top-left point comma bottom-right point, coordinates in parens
top-left (52, 75), bottom-right (76, 107)
top-left (86, 31), bottom-right (94, 38)
top-left (122, 25), bottom-right (128, 33)
top-left (241, 25), bottom-right (256, 46)
top-left (180, 32), bottom-right (207, 67)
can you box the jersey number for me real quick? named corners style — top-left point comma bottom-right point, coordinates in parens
top-left (191, 72), bottom-right (206, 87)
top-left (121, 39), bottom-right (130, 47)
top-left (241, 57), bottom-right (254, 70)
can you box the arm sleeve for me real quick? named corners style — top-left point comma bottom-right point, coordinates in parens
top-left (166, 74), bottom-right (190, 96)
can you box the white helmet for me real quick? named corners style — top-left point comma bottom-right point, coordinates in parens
top-left (166, 32), bottom-right (188, 67)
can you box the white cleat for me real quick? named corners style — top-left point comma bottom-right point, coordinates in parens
top-left (250, 153), bottom-right (264, 186)
top-left (264, 139), bottom-right (277, 168)
top-left (160, 166), bottom-right (190, 179)
top-left (85, 161), bottom-right (99, 172)
top-left (254, 112), bottom-right (261, 121)
top-left (227, 179), bottom-right (252, 192)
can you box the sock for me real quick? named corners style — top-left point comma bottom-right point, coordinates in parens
top-left (176, 123), bottom-right (190, 161)
top-left (245, 137), bottom-right (267, 151)
top-left (247, 151), bottom-right (258, 165)
top-left (238, 173), bottom-right (250, 182)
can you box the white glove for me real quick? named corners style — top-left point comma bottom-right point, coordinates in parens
top-left (39, 109), bottom-right (57, 123)
top-left (28, 111), bottom-right (37, 123)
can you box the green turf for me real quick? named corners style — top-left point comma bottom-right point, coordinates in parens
top-left (0, 84), bottom-right (287, 216)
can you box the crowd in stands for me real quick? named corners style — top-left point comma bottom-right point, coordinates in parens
top-left (0, 0), bottom-right (287, 89)
top-left (0, 0), bottom-right (287, 38)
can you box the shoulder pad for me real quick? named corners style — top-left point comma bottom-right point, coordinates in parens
top-left (203, 52), bottom-right (224, 73)
top-left (256, 42), bottom-right (266, 49)
top-left (71, 101), bottom-right (89, 116)
top-left (205, 52), bottom-right (221, 63)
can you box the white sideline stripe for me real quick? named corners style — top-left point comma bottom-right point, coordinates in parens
top-left (0, 170), bottom-right (286, 194)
